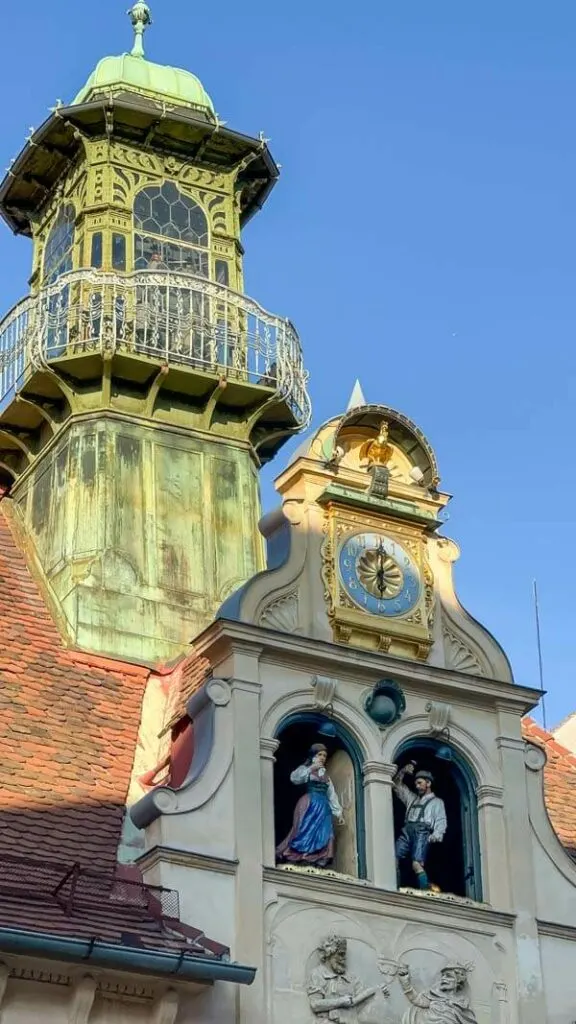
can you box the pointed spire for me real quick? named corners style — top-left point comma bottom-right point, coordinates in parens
top-left (128, 1), bottom-right (152, 58)
top-left (346, 379), bottom-right (367, 411)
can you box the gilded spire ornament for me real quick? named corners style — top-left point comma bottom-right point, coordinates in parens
top-left (128, 1), bottom-right (152, 58)
top-left (359, 420), bottom-right (393, 468)
top-left (360, 421), bottom-right (393, 499)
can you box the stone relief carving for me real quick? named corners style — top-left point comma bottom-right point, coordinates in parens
top-left (442, 627), bottom-right (486, 676)
top-left (259, 590), bottom-right (300, 633)
top-left (307, 936), bottom-right (388, 1022)
top-left (379, 959), bottom-right (478, 1023)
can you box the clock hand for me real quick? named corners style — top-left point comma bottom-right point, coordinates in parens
top-left (376, 541), bottom-right (386, 598)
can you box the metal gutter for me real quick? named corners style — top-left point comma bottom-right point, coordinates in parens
top-left (0, 928), bottom-right (256, 986)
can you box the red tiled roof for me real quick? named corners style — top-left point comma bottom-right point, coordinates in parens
top-left (0, 502), bottom-right (229, 961)
top-left (522, 717), bottom-right (576, 859)
top-left (0, 503), bottom-right (150, 874)
top-left (0, 855), bottom-right (228, 957)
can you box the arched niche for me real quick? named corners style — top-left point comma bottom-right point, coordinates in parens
top-left (273, 712), bottom-right (366, 879)
top-left (393, 737), bottom-right (482, 901)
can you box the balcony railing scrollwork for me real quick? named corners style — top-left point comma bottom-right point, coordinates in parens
top-left (0, 269), bottom-right (311, 427)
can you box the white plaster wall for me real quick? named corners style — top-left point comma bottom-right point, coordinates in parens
top-left (2, 979), bottom-right (69, 1024)
top-left (531, 839), bottom-right (576, 928)
top-left (540, 935), bottom-right (576, 1024)
top-left (144, 771), bottom-right (236, 862)
top-left (0, 977), bottom-right (237, 1024)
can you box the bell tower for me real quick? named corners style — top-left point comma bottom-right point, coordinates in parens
top-left (0, 4), bottom-right (310, 661)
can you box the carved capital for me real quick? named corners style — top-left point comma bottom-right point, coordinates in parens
top-left (260, 737), bottom-right (280, 762)
top-left (476, 784), bottom-right (504, 809)
top-left (362, 760), bottom-right (397, 785)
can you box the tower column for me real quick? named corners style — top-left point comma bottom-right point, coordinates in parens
top-left (362, 760), bottom-right (397, 889)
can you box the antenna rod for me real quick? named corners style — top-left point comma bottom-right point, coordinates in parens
top-left (533, 579), bottom-right (548, 730)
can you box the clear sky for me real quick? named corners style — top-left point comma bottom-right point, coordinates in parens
top-left (1, 1), bottom-right (574, 727)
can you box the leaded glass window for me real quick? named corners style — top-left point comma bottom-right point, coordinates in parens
top-left (133, 182), bottom-right (209, 273)
top-left (43, 204), bottom-right (75, 284)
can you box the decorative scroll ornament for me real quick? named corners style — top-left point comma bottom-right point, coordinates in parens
top-left (259, 590), bottom-right (299, 633)
top-left (442, 627), bottom-right (485, 676)
top-left (426, 701), bottom-right (451, 735)
top-left (311, 675), bottom-right (337, 711)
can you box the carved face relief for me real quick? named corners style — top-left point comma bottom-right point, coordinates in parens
top-left (439, 968), bottom-right (465, 992)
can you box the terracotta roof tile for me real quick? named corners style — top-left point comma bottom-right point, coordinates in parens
top-left (0, 503), bottom-right (151, 874)
top-left (0, 502), bottom-right (230, 961)
top-left (522, 717), bottom-right (576, 859)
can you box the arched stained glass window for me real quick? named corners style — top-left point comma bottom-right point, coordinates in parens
top-left (133, 182), bottom-right (209, 276)
top-left (43, 204), bottom-right (75, 284)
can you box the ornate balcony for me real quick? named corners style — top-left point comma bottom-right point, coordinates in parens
top-left (0, 268), bottom-right (311, 432)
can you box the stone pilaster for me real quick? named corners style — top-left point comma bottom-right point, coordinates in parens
top-left (363, 760), bottom-right (397, 889)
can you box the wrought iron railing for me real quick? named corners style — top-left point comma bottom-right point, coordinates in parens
top-left (0, 269), bottom-right (311, 426)
top-left (0, 853), bottom-right (180, 920)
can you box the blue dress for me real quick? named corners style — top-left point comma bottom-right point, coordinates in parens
top-left (276, 766), bottom-right (342, 867)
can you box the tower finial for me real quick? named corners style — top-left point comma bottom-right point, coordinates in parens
top-left (346, 379), bottom-right (367, 411)
top-left (128, 1), bottom-right (152, 58)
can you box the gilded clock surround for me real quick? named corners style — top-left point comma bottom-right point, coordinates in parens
top-left (322, 505), bottom-right (435, 660)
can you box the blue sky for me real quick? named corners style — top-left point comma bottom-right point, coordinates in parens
top-left (1, 1), bottom-right (575, 727)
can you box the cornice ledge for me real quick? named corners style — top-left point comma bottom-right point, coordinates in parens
top-left (496, 736), bottom-right (526, 752)
top-left (263, 868), bottom-right (516, 930)
top-left (137, 845), bottom-right (238, 875)
top-left (193, 620), bottom-right (540, 712)
top-left (536, 918), bottom-right (576, 941)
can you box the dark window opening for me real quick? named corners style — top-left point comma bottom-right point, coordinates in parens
top-left (112, 233), bottom-right (126, 271)
top-left (43, 204), bottom-right (75, 284)
top-left (274, 713), bottom-right (366, 879)
top-left (215, 259), bottom-right (230, 286)
top-left (90, 232), bottom-right (103, 269)
top-left (393, 738), bottom-right (482, 901)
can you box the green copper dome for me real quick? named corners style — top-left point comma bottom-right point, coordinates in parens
top-left (72, 4), bottom-right (214, 117)
top-left (73, 53), bottom-right (215, 116)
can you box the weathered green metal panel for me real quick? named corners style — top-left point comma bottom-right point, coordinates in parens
top-left (11, 415), bottom-right (265, 662)
top-left (155, 443), bottom-right (205, 595)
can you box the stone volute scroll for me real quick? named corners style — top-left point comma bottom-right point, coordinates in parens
top-left (307, 935), bottom-right (389, 1022)
top-left (379, 958), bottom-right (478, 1023)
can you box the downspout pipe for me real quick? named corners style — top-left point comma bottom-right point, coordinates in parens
top-left (0, 928), bottom-right (256, 986)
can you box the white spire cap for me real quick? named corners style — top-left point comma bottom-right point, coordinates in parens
top-left (346, 379), bottom-right (367, 410)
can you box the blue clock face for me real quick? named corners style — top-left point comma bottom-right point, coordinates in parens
top-left (338, 532), bottom-right (421, 617)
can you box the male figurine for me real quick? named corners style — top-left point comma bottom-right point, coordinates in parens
top-left (396, 961), bottom-right (478, 1024)
top-left (394, 762), bottom-right (446, 890)
top-left (307, 935), bottom-right (387, 1023)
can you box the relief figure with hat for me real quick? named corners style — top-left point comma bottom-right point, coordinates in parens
top-left (394, 761), bottom-right (447, 890)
